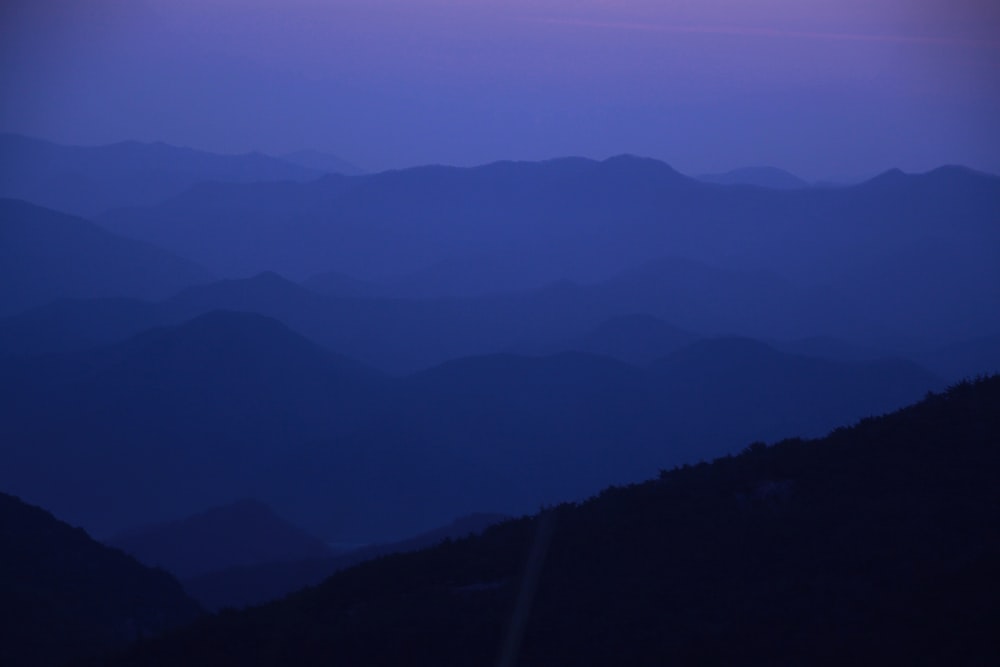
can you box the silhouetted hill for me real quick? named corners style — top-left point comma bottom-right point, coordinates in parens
top-left (0, 492), bottom-right (202, 667)
top-left (0, 133), bottom-right (321, 217)
top-left (0, 199), bottom-right (212, 316)
top-left (697, 165), bottom-right (809, 189)
top-left (94, 377), bottom-right (1000, 666)
top-left (108, 499), bottom-right (335, 579)
top-left (184, 513), bottom-right (508, 611)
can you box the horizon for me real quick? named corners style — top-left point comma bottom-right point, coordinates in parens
top-left (2, 1), bottom-right (999, 182)
top-left (5, 130), bottom-right (998, 184)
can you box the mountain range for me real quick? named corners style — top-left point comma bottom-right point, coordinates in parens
top-left (89, 156), bottom-right (1000, 345)
top-left (0, 133), bottom-right (340, 218)
top-left (2, 134), bottom-right (998, 664)
top-left (696, 165), bottom-right (810, 189)
top-left (0, 198), bottom-right (211, 316)
top-left (0, 307), bottom-right (942, 543)
top-left (84, 376), bottom-right (1000, 666)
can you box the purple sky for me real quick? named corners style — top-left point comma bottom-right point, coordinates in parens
top-left (2, 0), bottom-right (998, 180)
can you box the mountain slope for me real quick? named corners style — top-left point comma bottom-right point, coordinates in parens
top-left (280, 149), bottom-right (364, 176)
top-left (0, 310), bottom-right (387, 538)
top-left (96, 377), bottom-right (1000, 666)
top-left (0, 492), bottom-right (202, 667)
top-left (0, 133), bottom-right (321, 216)
top-left (183, 513), bottom-right (508, 611)
top-left (649, 337), bottom-right (943, 446)
top-left (514, 313), bottom-right (698, 365)
top-left (0, 304), bottom-right (943, 544)
top-left (108, 499), bottom-right (336, 579)
top-left (0, 198), bottom-right (212, 316)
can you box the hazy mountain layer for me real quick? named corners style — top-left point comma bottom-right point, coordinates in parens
top-left (95, 157), bottom-right (1000, 342)
top-left (697, 165), bottom-right (810, 189)
top-left (108, 499), bottom-right (336, 579)
top-left (0, 309), bottom-right (942, 542)
top-left (0, 133), bottom-right (323, 217)
top-left (8, 258), bottom-right (992, 375)
top-left (0, 199), bottom-right (212, 316)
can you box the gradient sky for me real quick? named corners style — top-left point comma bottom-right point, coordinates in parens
top-left (2, 0), bottom-right (998, 180)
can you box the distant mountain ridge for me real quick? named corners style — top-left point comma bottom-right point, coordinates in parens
top-left (92, 155), bottom-right (1000, 347)
top-left (0, 198), bottom-right (212, 316)
top-left (697, 165), bottom-right (810, 189)
top-left (5, 259), bottom-right (992, 375)
top-left (184, 512), bottom-right (508, 610)
top-left (0, 133), bottom-right (325, 217)
top-left (280, 149), bottom-right (364, 175)
top-left (108, 499), bottom-right (336, 579)
top-left (96, 154), bottom-right (999, 287)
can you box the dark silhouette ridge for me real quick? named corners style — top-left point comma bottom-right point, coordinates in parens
top-left (183, 512), bottom-right (509, 611)
top-left (108, 499), bottom-right (336, 579)
top-left (92, 377), bottom-right (1000, 666)
top-left (0, 133), bottom-right (325, 217)
top-left (0, 198), bottom-right (212, 316)
top-left (0, 492), bottom-right (202, 667)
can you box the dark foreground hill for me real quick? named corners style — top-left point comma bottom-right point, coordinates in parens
top-left (98, 377), bottom-right (1000, 666)
top-left (0, 493), bottom-right (202, 667)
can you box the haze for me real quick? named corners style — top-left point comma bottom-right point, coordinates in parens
top-left (2, 0), bottom-right (999, 180)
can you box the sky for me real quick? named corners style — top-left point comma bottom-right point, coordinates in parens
top-left (1, 0), bottom-right (999, 180)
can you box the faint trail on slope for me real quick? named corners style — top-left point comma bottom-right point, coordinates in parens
top-left (496, 509), bottom-right (557, 667)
